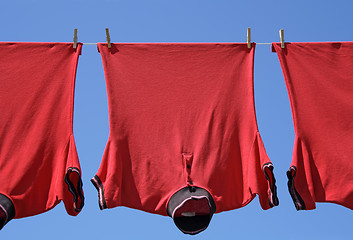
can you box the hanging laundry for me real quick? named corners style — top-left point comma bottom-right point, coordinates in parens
top-left (92, 43), bottom-right (278, 234)
top-left (273, 42), bottom-right (353, 210)
top-left (0, 43), bottom-right (84, 229)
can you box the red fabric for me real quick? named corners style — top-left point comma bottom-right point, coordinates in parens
top-left (273, 42), bottom-right (353, 210)
top-left (0, 43), bottom-right (84, 218)
top-left (94, 43), bottom-right (275, 215)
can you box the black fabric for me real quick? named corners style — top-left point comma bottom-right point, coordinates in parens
top-left (263, 162), bottom-right (279, 207)
top-left (0, 194), bottom-right (15, 230)
top-left (174, 215), bottom-right (211, 234)
top-left (287, 166), bottom-right (306, 210)
top-left (167, 186), bottom-right (216, 235)
top-left (64, 167), bottom-right (85, 212)
top-left (90, 175), bottom-right (107, 210)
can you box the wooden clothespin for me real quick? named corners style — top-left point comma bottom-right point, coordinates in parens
top-left (247, 28), bottom-right (251, 49)
top-left (106, 28), bottom-right (111, 49)
top-left (279, 29), bottom-right (285, 49)
top-left (73, 29), bottom-right (78, 49)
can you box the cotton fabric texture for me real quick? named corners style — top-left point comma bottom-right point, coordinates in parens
top-left (92, 43), bottom-right (278, 233)
top-left (0, 43), bottom-right (84, 229)
top-left (273, 42), bottom-right (353, 210)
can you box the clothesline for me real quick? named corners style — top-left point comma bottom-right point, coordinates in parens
top-left (75, 28), bottom-right (284, 48)
top-left (82, 30), bottom-right (353, 49)
top-left (82, 42), bottom-right (273, 45)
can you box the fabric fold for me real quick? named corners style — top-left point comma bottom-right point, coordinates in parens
top-left (247, 132), bottom-right (279, 209)
top-left (93, 43), bottom-right (277, 234)
top-left (0, 43), bottom-right (84, 228)
top-left (63, 135), bottom-right (84, 215)
top-left (273, 42), bottom-right (353, 210)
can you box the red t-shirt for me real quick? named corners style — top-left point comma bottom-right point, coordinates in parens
top-left (92, 43), bottom-right (278, 224)
top-left (0, 43), bottom-right (84, 228)
top-left (273, 42), bottom-right (353, 210)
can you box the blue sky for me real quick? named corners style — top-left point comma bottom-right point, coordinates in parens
top-left (1, 0), bottom-right (353, 239)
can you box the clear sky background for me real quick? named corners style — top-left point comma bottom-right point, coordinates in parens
top-left (1, 0), bottom-right (353, 239)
